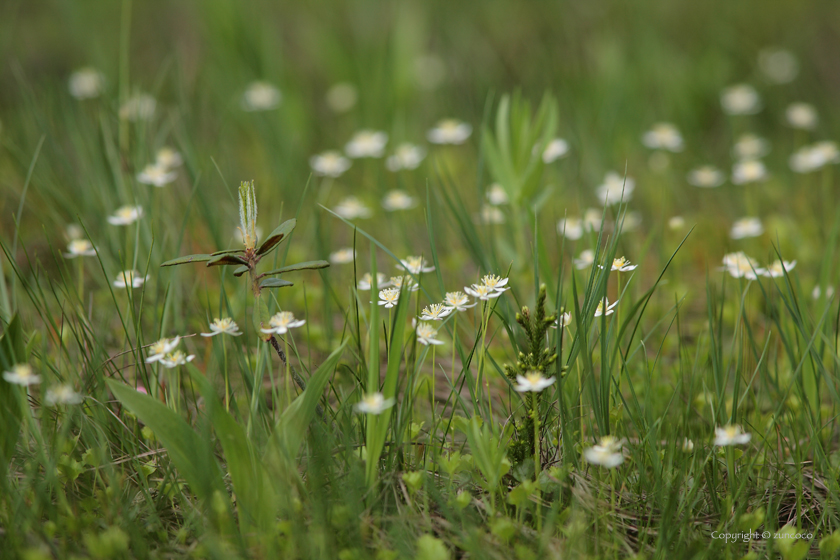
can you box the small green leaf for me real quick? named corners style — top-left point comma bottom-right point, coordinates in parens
top-left (211, 248), bottom-right (245, 256)
top-left (207, 254), bottom-right (248, 267)
top-left (233, 265), bottom-right (249, 277)
top-left (260, 278), bottom-right (294, 289)
top-left (160, 254), bottom-right (212, 267)
top-left (257, 219), bottom-right (296, 256)
top-left (260, 260), bottom-right (330, 276)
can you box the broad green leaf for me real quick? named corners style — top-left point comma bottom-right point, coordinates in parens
top-left (211, 248), bottom-right (245, 257)
top-left (106, 380), bottom-right (225, 504)
top-left (259, 278), bottom-right (294, 289)
top-left (257, 219), bottom-right (296, 256)
top-left (160, 254), bottom-right (212, 267)
top-left (233, 265), bottom-right (249, 277)
top-left (260, 260), bottom-right (329, 277)
top-left (207, 253), bottom-right (248, 267)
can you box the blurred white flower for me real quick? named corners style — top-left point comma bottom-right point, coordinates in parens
top-left (417, 322), bottom-right (444, 346)
top-left (398, 256), bottom-right (435, 275)
top-left (733, 134), bottom-right (770, 160)
top-left (427, 119), bottom-right (472, 145)
top-left (241, 81), bottom-right (281, 111)
top-left (329, 248), bottom-right (356, 264)
top-left (668, 216), bottom-right (686, 230)
top-left (119, 94), bottom-right (156, 121)
top-left (486, 184), bottom-right (509, 206)
top-left (443, 291), bottom-right (476, 312)
top-left (46, 384), bottom-right (83, 406)
top-left (542, 138), bottom-right (570, 163)
top-left (557, 218), bottom-right (584, 240)
top-left (687, 166), bottom-right (725, 188)
top-left (574, 249), bottom-right (595, 270)
top-left (3, 364), bottom-right (41, 386)
top-left (478, 205), bottom-right (505, 224)
top-left (762, 260), bottom-right (796, 278)
top-left (113, 270), bottom-right (148, 289)
top-left (385, 143), bottom-right (426, 171)
top-left (464, 284), bottom-right (502, 301)
top-left (641, 122), bottom-right (684, 152)
top-left (64, 239), bottom-right (96, 258)
top-left (583, 208), bottom-right (604, 232)
top-left (355, 392), bottom-right (395, 415)
top-left (358, 272), bottom-right (390, 291)
top-left (551, 312), bottom-right (572, 329)
top-left (594, 297), bottom-right (619, 317)
top-left (146, 337), bottom-right (181, 363)
top-left (682, 438), bottom-right (695, 452)
top-left (421, 303), bottom-right (452, 321)
top-left (812, 285), bottom-right (835, 300)
top-left (390, 275), bottom-right (419, 292)
top-left (201, 318), bottom-right (242, 337)
top-left (730, 217), bottom-right (764, 240)
top-left (333, 196), bottom-right (372, 219)
top-left (108, 205), bottom-right (143, 226)
top-left (378, 287), bottom-right (401, 308)
top-left (758, 48), bottom-right (799, 84)
top-left (160, 350), bottom-right (195, 369)
top-left (731, 160), bottom-right (768, 185)
top-left (722, 251), bottom-right (764, 279)
top-left (792, 141), bottom-right (840, 173)
top-left (155, 147), bottom-right (183, 169)
top-left (261, 311), bottom-right (306, 335)
top-left (481, 274), bottom-right (509, 293)
top-left (68, 67), bottom-right (105, 100)
top-left (514, 372), bottom-right (555, 393)
top-left (596, 172), bottom-right (635, 205)
top-left (382, 189), bottom-right (417, 211)
top-left (786, 102), bottom-right (818, 130)
top-left (720, 84), bottom-right (762, 115)
top-left (137, 163), bottom-right (177, 187)
top-left (583, 436), bottom-right (625, 468)
top-left (345, 130), bottom-right (388, 158)
top-left (714, 424), bottom-right (751, 446)
top-left (310, 151), bottom-right (352, 178)
top-left (325, 82), bottom-right (358, 113)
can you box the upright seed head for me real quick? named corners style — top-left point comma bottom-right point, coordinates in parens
top-left (238, 180), bottom-right (258, 249)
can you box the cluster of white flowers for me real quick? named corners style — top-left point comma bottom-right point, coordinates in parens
top-left (137, 147), bottom-right (183, 187)
top-left (145, 336), bottom-right (194, 369)
top-left (2, 363), bottom-right (84, 406)
top-left (721, 252), bottom-right (796, 280)
top-left (789, 141), bottom-right (840, 174)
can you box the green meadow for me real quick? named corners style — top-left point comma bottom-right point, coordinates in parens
top-left (3, 0), bottom-right (840, 558)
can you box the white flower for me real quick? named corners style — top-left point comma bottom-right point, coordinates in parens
top-left (378, 287), bottom-right (401, 308)
top-left (420, 303), bottom-right (453, 321)
top-left (486, 184), bottom-right (509, 205)
top-left (514, 372), bottom-right (555, 393)
top-left (594, 297), bottom-right (619, 317)
top-left (557, 218), bottom-right (584, 240)
top-left (732, 134), bottom-right (770, 160)
top-left (333, 196), bottom-right (372, 220)
top-left (146, 337), bottom-right (181, 363)
top-left (722, 251), bottom-right (764, 279)
top-left (481, 274), bottom-right (509, 293)
top-left (731, 160), bottom-right (768, 185)
top-left (417, 322), bottom-right (444, 346)
top-left (201, 318), bottom-right (243, 337)
top-left (160, 350), bottom-right (195, 369)
top-left (46, 384), bottom-right (84, 406)
top-left (137, 163), bottom-right (177, 187)
top-left (443, 291), bottom-right (476, 312)
top-left (812, 286), bottom-right (835, 300)
top-left (786, 102), bottom-right (818, 130)
top-left (668, 216), bottom-right (686, 230)
top-left (261, 311), bottom-right (306, 335)
top-left (241, 81), bottom-right (281, 111)
top-left (687, 166), bottom-right (725, 188)
top-left (604, 256), bottom-right (637, 272)
top-left (107, 205), bottom-right (143, 226)
top-left (762, 260), bottom-right (796, 278)
top-left (310, 151), bottom-right (352, 178)
top-left (464, 284), bottom-right (502, 301)
top-left (155, 147), bottom-right (183, 169)
top-left (641, 122), bottom-right (684, 152)
top-left (325, 82), bottom-right (358, 113)
top-left (64, 239), bottom-right (96, 258)
top-left (583, 436), bottom-right (625, 468)
top-left (713, 425), bottom-right (751, 446)
top-left (389, 275), bottom-right (419, 292)
top-left (682, 438), bottom-right (695, 452)
top-left (382, 190), bottom-right (417, 211)
top-left (113, 270), bottom-right (148, 289)
top-left (574, 249), bottom-right (595, 270)
top-left (758, 48), bottom-right (799, 84)
top-left (478, 205), bottom-right (505, 225)
top-left (358, 273), bottom-right (390, 291)
top-left (398, 256), bottom-right (435, 275)
top-left (355, 392), bottom-right (395, 415)
top-left (385, 143), bottom-right (426, 171)
top-left (3, 364), bottom-right (41, 386)
top-left (583, 208), bottom-right (604, 232)
top-left (329, 248), bottom-right (356, 264)
top-left (119, 94), bottom-right (156, 121)
top-left (551, 312), bottom-right (572, 329)
top-left (542, 138), bottom-right (570, 163)
top-left (68, 67), bottom-right (105, 99)
top-left (427, 119), bottom-right (472, 145)
top-left (792, 141), bottom-right (840, 173)
top-left (730, 217), bottom-right (764, 240)
top-left (596, 172), bottom-right (635, 205)
top-left (345, 130), bottom-right (388, 158)
top-left (720, 84), bottom-right (762, 115)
